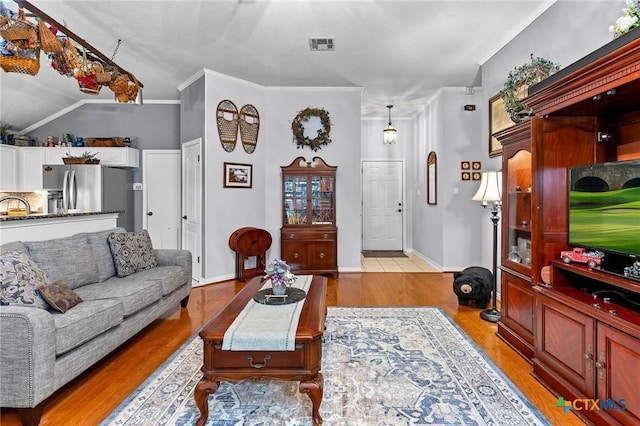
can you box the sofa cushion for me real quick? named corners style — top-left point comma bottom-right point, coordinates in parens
top-left (38, 280), bottom-right (83, 313)
top-left (126, 266), bottom-right (187, 296)
top-left (74, 279), bottom-right (163, 317)
top-left (0, 241), bottom-right (27, 256)
top-left (0, 251), bottom-right (50, 310)
top-left (26, 235), bottom-right (99, 289)
top-left (108, 230), bottom-right (158, 278)
top-left (51, 298), bottom-right (123, 355)
top-left (77, 228), bottom-right (126, 282)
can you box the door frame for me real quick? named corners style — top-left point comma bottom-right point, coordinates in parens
top-left (182, 138), bottom-right (203, 283)
top-left (360, 159), bottom-right (406, 252)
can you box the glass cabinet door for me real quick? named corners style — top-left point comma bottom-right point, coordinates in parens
top-left (284, 175), bottom-right (308, 225)
top-left (311, 175), bottom-right (335, 224)
top-left (506, 150), bottom-right (532, 272)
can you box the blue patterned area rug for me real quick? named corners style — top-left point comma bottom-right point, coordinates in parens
top-left (101, 307), bottom-right (550, 425)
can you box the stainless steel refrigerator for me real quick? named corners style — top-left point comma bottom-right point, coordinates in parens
top-left (42, 164), bottom-right (134, 230)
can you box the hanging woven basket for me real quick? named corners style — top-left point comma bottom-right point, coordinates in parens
top-left (0, 7), bottom-right (37, 41)
top-left (38, 20), bottom-right (62, 54)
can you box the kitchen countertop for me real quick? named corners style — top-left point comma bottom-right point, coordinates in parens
top-left (0, 211), bottom-right (121, 222)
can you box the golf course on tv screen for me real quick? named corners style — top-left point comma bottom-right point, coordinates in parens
top-left (569, 187), bottom-right (640, 257)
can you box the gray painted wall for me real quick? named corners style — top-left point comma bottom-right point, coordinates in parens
top-left (29, 103), bottom-right (180, 150)
top-left (180, 77), bottom-right (206, 145)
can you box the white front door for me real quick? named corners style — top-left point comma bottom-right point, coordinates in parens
top-left (362, 160), bottom-right (403, 251)
top-left (182, 139), bottom-right (202, 282)
top-left (142, 150), bottom-right (181, 249)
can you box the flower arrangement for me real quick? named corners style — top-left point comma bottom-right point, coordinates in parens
top-left (610, 0), bottom-right (640, 38)
top-left (263, 259), bottom-right (296, 289)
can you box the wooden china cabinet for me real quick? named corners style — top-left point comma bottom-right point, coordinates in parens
top-left (520, 30), bottom-right (640, 425)
top-left (495, 121), bottom-right (535, 360)
top-left (281, 156), bottom-right (338, 278)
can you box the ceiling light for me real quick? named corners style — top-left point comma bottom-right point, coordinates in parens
top-left (309, 38), bottom-right (335, 51)
top-left (383, 105), bottom-right (397, 145)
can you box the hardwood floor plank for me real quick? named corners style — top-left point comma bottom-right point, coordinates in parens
top-left (1, 273), bottom-right (585, 425)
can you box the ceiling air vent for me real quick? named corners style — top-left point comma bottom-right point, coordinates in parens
top-left (309, 38), bottom-right (335, 51)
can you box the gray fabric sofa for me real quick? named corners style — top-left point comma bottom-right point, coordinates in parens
top-left (0, 228), bottom-right (192, 425)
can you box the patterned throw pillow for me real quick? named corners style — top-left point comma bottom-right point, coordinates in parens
top-left (0, 251), bottom-right (50, 310)
top-left (108, 230), bottom-right (158, 278)
top-left (38, 280), bottom-right (83, 313)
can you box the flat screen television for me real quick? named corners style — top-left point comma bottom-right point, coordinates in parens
top-left (568, 159), bottom-right (640, 261)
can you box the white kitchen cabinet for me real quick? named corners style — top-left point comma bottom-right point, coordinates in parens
top-left (97, 147), bottom-right (139, 167)
top-left (2, 146), bottom-right (139, 191)
top-left (0, 145), bottom-right (18, 190)
top-left (42, 147), bottom-right (139, 168)
top-left (18, 147), bottom-right (46, 190)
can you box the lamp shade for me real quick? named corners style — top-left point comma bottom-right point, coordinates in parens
top-left (383, 104), bottom-right (397, 144)
top-left (472, 171), bottom-right (502, 203)
top-left (383, 123), bottom-right (397, 144)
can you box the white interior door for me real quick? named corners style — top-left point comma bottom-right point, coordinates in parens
top-left (362, 160), bottom-right (403, 251)
top-left (182, 139), bottom-right (202, 282)
top-left (143, 150), bottom-right (181, 249)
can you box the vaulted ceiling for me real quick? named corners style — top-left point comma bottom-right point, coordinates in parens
top-left (1, 0), bottom-right (556, 131)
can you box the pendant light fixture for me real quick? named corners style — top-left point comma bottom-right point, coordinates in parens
top-left (383, 105), bottom-right (397, 145)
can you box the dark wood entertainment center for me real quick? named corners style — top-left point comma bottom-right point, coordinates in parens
top-left (496, 30), bottom-right (640, 425)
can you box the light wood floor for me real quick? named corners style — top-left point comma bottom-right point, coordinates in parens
top-left (1, 273), bottom-right (585, 426)
top-left (361, 252), bottom-right (441, 272)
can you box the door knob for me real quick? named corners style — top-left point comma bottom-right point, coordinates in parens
top-left (182, 215), bottom-right (187, 220)
top-left (147, 212), bottom-right (153, 216)
top-left (397, 209), bottom-right (402, 212)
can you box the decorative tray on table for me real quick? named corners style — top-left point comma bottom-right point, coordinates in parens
top-left (253, 288), bottom-right (307, 305)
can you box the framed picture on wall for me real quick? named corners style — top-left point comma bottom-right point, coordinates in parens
top-left (223, 162), bottom-right (253, 188)
top-left (488, 93), bottom-right (514, 157)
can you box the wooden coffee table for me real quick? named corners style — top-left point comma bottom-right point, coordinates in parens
top-left (194, 275), bottom-right (327, 426)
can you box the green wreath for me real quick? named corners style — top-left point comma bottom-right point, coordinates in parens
top-left (291, 108), bottom-right (331, 151)
top-left (500, 55), bottom-right (560, 123)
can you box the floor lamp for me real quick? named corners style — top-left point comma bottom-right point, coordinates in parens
top-left (472, 170), bottom-right (503, 323)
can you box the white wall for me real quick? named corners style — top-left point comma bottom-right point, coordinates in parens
top-left (185, 71), bottom-right (362, 282)
top-left (361, 116), bottom-right (414, 251)
top-left (409, 88), bottom-right (491, 271)
top-left (202, 71), bottom-right (268, 281)
top-left (264, 87), bottom-right (362, 273)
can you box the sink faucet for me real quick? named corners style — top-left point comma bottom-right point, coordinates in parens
top-left (0, 195), bottom-right (31, 216)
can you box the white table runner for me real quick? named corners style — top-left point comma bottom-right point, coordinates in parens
top-left (222, 275), bottom-right (313, 351)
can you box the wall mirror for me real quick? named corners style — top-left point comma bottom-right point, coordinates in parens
top-left (427, 151), bottom-right (437, 205)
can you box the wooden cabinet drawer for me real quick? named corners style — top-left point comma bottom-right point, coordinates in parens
top-left (211, 345), bottom-right (305, 369)
top-left (282, 230), bottom-right (336, 240)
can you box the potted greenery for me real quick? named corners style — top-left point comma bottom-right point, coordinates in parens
top-left (62, 151), bottom-right (100, 164)
top-left (500, 54), bottom-right (560, 123)
top-left (0, 123), bottom-right (10, 144)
